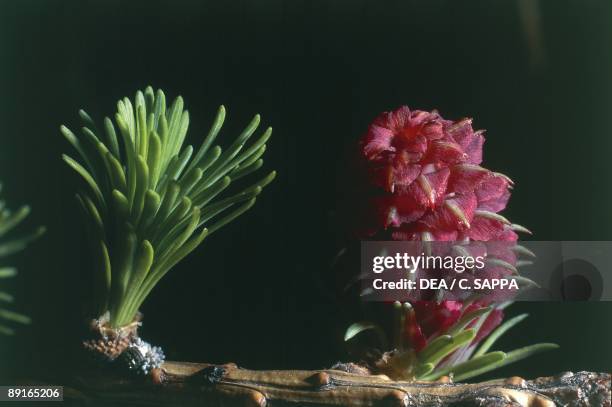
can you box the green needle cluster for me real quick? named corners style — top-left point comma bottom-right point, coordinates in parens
top-left (345, 302), bottom-right (558, 381)
top-left (0, 184), bottom-right (44, 335)
top-left (62, 87), bottom-right (275, 328)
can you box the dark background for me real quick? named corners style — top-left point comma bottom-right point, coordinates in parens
top-left (1, 0), bottom-right (611, 381)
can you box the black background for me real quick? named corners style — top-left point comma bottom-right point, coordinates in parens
top-left (1, 0), bottom-right (611, 381)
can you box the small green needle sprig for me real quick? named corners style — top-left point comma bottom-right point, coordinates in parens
top-left (62, 87), bottom-right (276, 329)
top-left (345, 302), bottom-right (558, 381)
top-left (0, 184), bottom-right (45, 335)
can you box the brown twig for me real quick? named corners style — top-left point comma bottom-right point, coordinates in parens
top-left (64, 361), bottom-right (611, 406)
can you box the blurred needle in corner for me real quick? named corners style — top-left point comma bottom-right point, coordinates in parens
top-left (518, 0), bottom-right (547, 71)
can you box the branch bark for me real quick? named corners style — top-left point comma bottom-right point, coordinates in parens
top-left (65, 361), bottom-right (610, 407)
